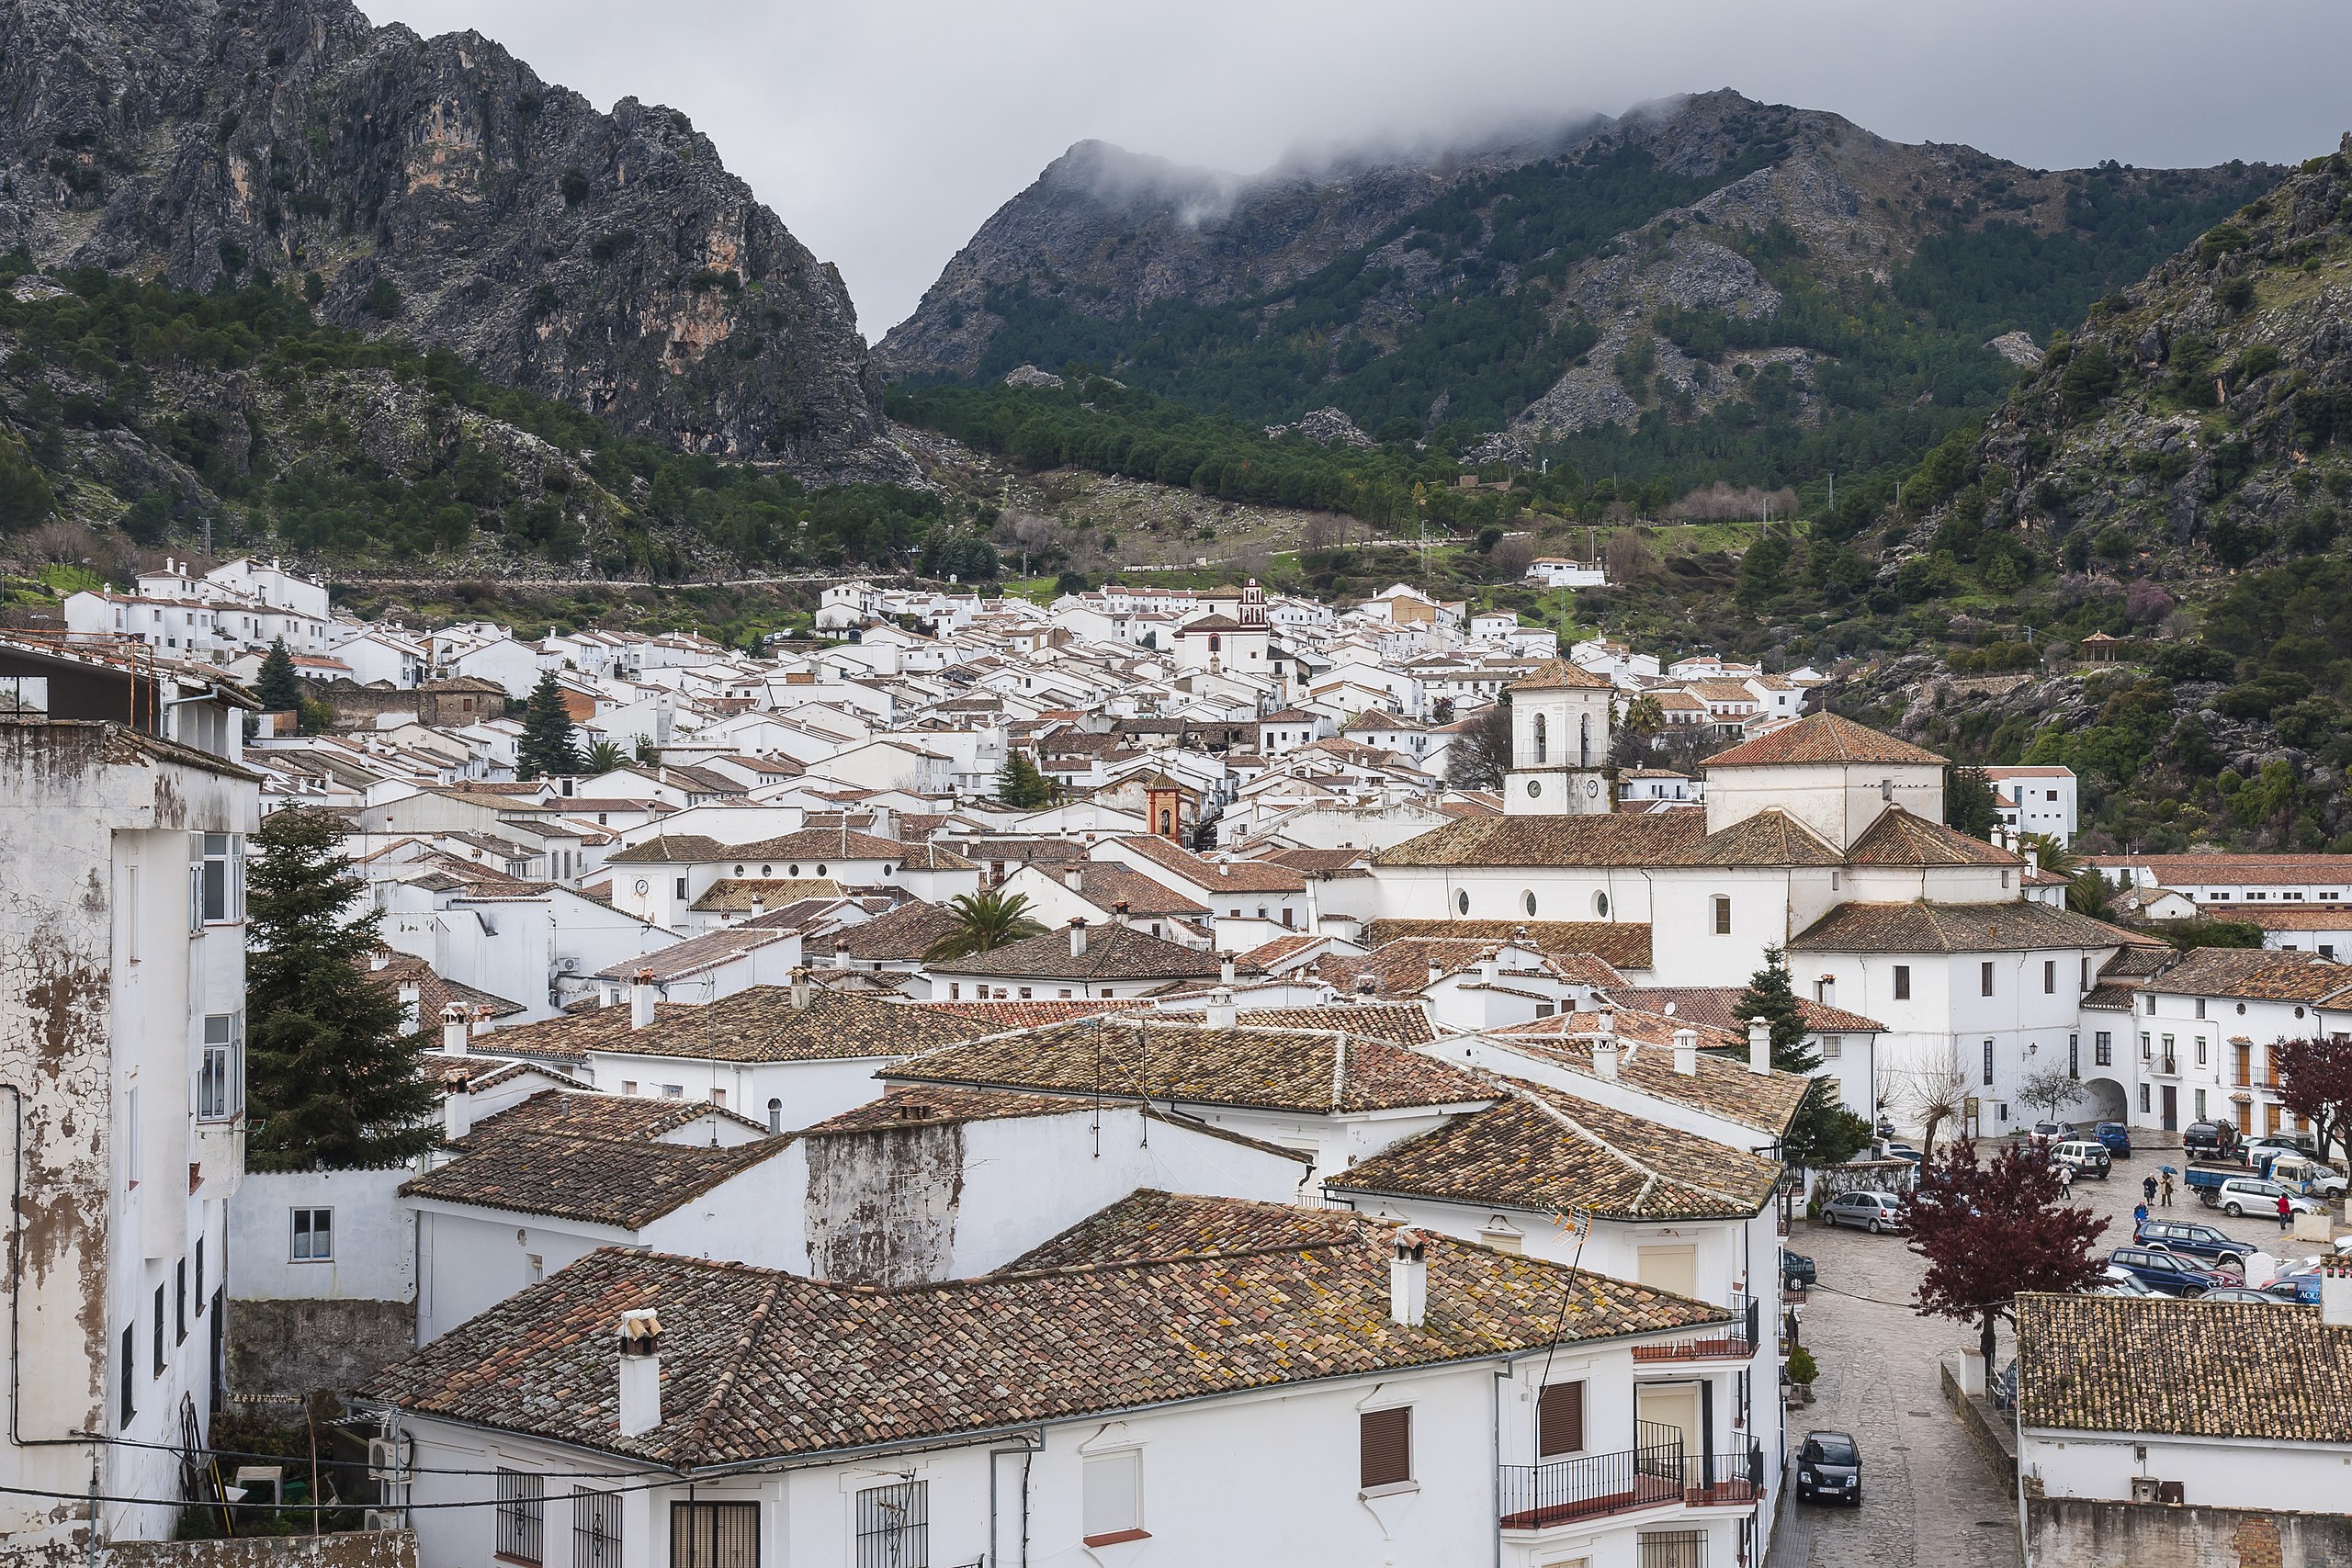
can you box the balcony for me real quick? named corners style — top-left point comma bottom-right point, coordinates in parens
top-left (1499, 1428), bottom-right (1766, 1530)
top-left (1634, 1295), bottom-right (1760, 1363)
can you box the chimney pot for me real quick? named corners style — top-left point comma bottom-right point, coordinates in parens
top-left (790, 965), bottom-right (811, 1011)
top-left (1747, 1016), bottom-right (1772, 1076)
top-left (1593, 1039), bottom-right (1620, 1080)
top-left (630, 969), bottom-right (658, 1031)
top-left (1387, 1229), bottom-right (1429, 1327)
top-left (440, 1003), bottom-right (469, 1056)
top-left (442, 1073), bottom-right (475, 1142)
top-left (1069, 918), bottom-right (1089, 957)
top-left (1205, 987), bottom-right (1237, 1030)
top-left (1219, 953), bottom-right (1236, 986)
top-left (617, 1309), bottom-right (662, 1437)
top-left (1673, 1027), bottom-right (1700, 1077)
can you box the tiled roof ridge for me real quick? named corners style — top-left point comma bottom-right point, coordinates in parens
top-left (670, 1269), bottom-right (792, 1452)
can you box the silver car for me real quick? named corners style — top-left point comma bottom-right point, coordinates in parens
top-left (1821, 1191), bottom-right (1908, 1234)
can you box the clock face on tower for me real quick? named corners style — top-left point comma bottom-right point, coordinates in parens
top-left (1526, 779), bottom-right (1542, 797)
top-left (1587, 776), bottom-right (1601, 797)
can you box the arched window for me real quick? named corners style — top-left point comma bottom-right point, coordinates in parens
top-left (1532, 712), bottom-right (1547, 764)
top-left (766, 1098), bottom-right (783, 1134)
top-left (1208, 633), bottom-right (1221, 653)
top-left (1159, 808), bottom-right (1173, 834)
top-left (1579, 712), bottom-right (1591, 767)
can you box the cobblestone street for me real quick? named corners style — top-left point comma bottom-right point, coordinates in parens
top-left (1766, 1143), bottom-right (2339, 1567)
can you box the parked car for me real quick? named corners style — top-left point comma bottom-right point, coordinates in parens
top-left (1782, 1250), bottom-right (1817, 1289)
top-left (2196, 1285), bottom-right (2295, 1306)
top-left (1821, 1191), bottom-right (1908, 1234)
top-left (2183, 1164), bottom-right (2248, 1204)
top-left (2030, 1121), bottom-right (2069, 1145)
top-left (2215, 1177), bottom-right (2324, 1220)
top-left (2183, 1120), bottom-right (2242, 1162)
top-left (2243, 1133), bottom-right (2319, 1166)
top-left (2106, 1245), bottom-right (2235, 1296)
top-left (2050, 1139), bottom-right (2112, 1179)
top-left (2133, 1218), bottom-right (2254, 1271)
top-left (2253, 1152), bottom-right (2347, 1199)
top-left (2090, 1266), bottom-right (2163, 1298)
top-left (1875, 1141), bottom-right (1925, 1166)
top-left (1794, 1430), bottom-right (1863, 1505)
top-left (2094, 1122), bottom-right (2133, 1158)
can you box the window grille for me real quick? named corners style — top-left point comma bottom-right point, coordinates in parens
top-left (671, 1500), bottom-right (757, 1568)
top-left (573, 1490), bottom-right (621, 1568)
top-left (1639, 1529), bottom-right (1707, 1568)
top-left (495, 1470), bottom-right (543, 1563)
top-left (854, 1480), bottom-right (927, 1568)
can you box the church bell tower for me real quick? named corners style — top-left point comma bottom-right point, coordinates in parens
top-left (1501, 660), bottom-right (1616, 817)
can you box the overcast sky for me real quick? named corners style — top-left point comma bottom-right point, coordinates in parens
top-left (359, 1), bottom-right (2352, 340)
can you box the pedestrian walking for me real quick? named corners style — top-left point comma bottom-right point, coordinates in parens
top-left (2278, 1191), bottom-right (2294, 1232)
top-left (2132, 1201), bottom-right (2149, 1237)
top-left (2057, 1163), bottom-right (2074, 1197)
top-left (2160, 1171), bottom-right (2175, 1207)
top-left (2143, 1174), bottom-right (2157, 1204)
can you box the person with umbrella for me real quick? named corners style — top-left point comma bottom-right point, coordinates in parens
top-left (2160, 1168), bottom-right (2177, 1207)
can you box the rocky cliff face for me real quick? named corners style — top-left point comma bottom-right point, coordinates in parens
top-left (0, 0), bottom-right (908, 481)
top-left (883, 90), bottom-right (2276, 445)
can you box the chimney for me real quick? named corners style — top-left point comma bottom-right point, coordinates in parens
top-left (2027, 846), bottom-right (2040, 878)
top-left (1219, 952), bottom-right (1236, 985)
top-left (471, 1005), bottom-right (495, 1041)
top-left (369, 951), bottom-right (391, 972)
top-left (1388, 1230), bottom-right (1429, 1328)
top-left (1063, 866), bottom-right (1083, 891)
top-left (442, 1072), bottom-right (475, 1142)
top-left (1425, 959), bottom-right (1445, 990)
top-left (1593, 1038), bottom-right (1620, 1080)
top-left (2323, 1256), bottom-right (2352, 1330)
top-left (1673, 1027), bottom-right (1700, 1077)
top-left (790, 966), bottom-right (811, 1011)
top-left (1069, 918), bottom-right (1089, 957)
top-left (1219, 863), bottom-right (1231, 877)
top-left (1357, 972), bottom-right (1379, 996)
top-left (1747, 1017), bottom-right (1772, 1076)
top-left (750, 896), bottom-right (763, 919)
top-left (396, 984), bottom-right (422, 1035)
top-left (617, 1309), bottom-right (663, 1437)
top-left (440, 1003), bottom-right (469, 1056)
top-left (1206, 987), bottom-right (1238, 1030)
top-left (630, 969), bottom-right (658, 1031)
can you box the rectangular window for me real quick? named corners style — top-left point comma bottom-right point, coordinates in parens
top-left (198, 1014), bottom-right (243, 1122)
top-left (194, 1237), bottom-right (205, 1310)
top-left (1638, 1529), bottom-right (1707, 1568)
top-left (2196, 1036), bottom-right (2208, 1066)
top-left (662, 1085), bottom-right (684, 1100)
top-left (290, 1208), bottom-right (333, 1262)
top-left (574, 1489), bottom-right (622, 1568)
top-left (1819, 1034), bottom-right (1842, 1061)
top-left (1981, 962), bottom-right (1996, 998)
top-left (1713, 897), bottom-right (1731, 935)
top-left (1893, 965), bottom-right (1910, 1001)
top-left (2148, 994), bottom-right (2157, 1014)
top-left (496, 1470), bottom-right (544, 1565)
top-left (1360, 1407), bottom-right (1413, 1490)
top-left (2095, 1032), bottom-right (2113, 1066)
top-left (674, 877), bottom-right (687, 899)
top-left (2141, 1032), bottom-right (2152, 1060)
top-left (1082, 1451), bottom-right (1145, 1545)
top-left (2194, 998), bottom-right (2206, 1020)
top-left (2139, 1083), bottom-right (2151, 1113)
top-left (1983, 1039), bottom-right (1996, 1086)
top-left (2196, 1089), bottom-right (2208, 1121)
top-left (1538, 1381), bottom-right (1587, 1458)
top-left (175, 1259), bottom-right (187, 1345)
top-left (670, 1501), bottom-right (757, 1568)
top-left (153, 1283), bottom-right (166, 1375)
top-left (2043, 961), bottom-right (2056, 995)
top-left (195, 833), bottom-right (242, 924)
top-left (854, 1480), bottom-right (927, 1568)
top-left (2069, 1034), bottom-right (2079, 1078)
top-left (120, 1323), bottom-right (136, 1426)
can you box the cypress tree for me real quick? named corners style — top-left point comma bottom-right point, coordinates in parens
top-left (1736, 944), bottom-right (1871, 1168)
top-left (517, 671), bottom-right (580, 779)
top-left (254, 637), bottom-right (302, 713)
top-left (243, 808), bottom-right (438, 1170)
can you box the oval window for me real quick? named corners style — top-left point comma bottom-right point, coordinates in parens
top-left (1523, 891), bottom-right (1538, 918)
top-left (1456, 889), bottom-right (1471, 916)
top-left (817, 864), bottom-right (828, 876)
top-left (761, 864), bottom-right (773, 877)
top-left (1593, 891), bottom-right (1610, 918)
top-left (788, 864), bottom-right (800, 877)
top-left (733, 864), bottom-right (746, 877)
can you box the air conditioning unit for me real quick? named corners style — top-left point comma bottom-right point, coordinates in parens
top-left (366, 1437), bottom-right (412, 1482)
top-left (363, 1510), bottom-right (405, 1532)
top-left (558, 955), bottom-right (580, 974)
top-left (2130, 1476), bottom-right (2161, 1504)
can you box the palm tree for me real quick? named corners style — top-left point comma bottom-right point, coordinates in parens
top-left (924, 889), bottom-right (1048, 963)
top-left (582, 739), bottom-right (627, 773)
top-left (2019, 830), bottom-right (2078, 882)
top-left (2067, 866), bottom-right (2120, 921)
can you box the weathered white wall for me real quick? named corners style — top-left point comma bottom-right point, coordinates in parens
top-left (230, 1168), bottom-right (416, 1303)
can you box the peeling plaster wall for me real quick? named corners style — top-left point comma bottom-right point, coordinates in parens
top-left (0, 724), bottom-right (256, 1548)
top-left (803, 1119), bottom-right (963, 1288)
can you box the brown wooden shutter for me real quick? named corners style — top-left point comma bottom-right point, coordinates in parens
top-left (1538, 1381), bottom-right (1586, 1458)
top-left (1359, 1407), bottom-right (1412, 1488)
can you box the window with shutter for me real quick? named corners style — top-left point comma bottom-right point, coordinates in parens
top-left (1359, 1407), bottom-right (1412, 1490)
top-left (1081, 1451), bottom-right (1144, 1545)
top-left (1538, 1382), bottom-right (1586, 1457)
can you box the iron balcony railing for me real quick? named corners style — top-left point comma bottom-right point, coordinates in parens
top-left (1680, 1442), bottom-right (1768, 1507)
top-left (1633, 1294), bottom-right (1761, 1362)
top-left (1499, 1423), bottom-right (1684, 1530)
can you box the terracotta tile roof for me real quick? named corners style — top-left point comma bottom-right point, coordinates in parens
top-left (2144, 946), bottom-right (2352, 1003)
top-left (917, 998), bottom-right (1135, 1028)
top-left (1327, 1079), bottom-right (1782, 1221)
top-left (2083, 853), bottom-right (2352, 887)
top-left (1509, 658), bottom-right (1613, 692)
top-left (804, 1087), bottom-right (1310, 1164)
top-left (417, 1055), bottom-right (586, 1097)
top-left (960, 838), bottom-right (1088, 866)
top-left (1112, 834), bottom-right (1306, 892)
top-left (458, 1089), bottom-right (768, 1148)
top-left (897, 841), bottom-right (977, 871)
top-left (401, 1128), bottom-right (789, 1229)
top-left (2016, 1291), bottom-right (2352, 1442)
top-left (1062, 863), bottom-right (1211, 917)
top-left (888, 1017), bottom-right (1493, 1114)
top-left (368, 951), bottom-right (529, 1027)
top-left (1316, 937), bottom-right (1516, 997)
top-left (2200, 906), bottom-right (2352, 931)
top-left (603, 833), bottom-right (733, 865)
top-left (1259, 848), bottom-right (1370, 874)
top-left (1788, 900), bottom-right (2161, 954)
top-left (1004, 1189), bottom-right (1366, 1269)
top-left (1374, 814), bottom-right (1707, 869)
top-left (1480, 1016), bottom-right (1811, 1136)
top-left (1702, 711), bottom-right (1945, 767)
top-left (590, 926), bottom-right (797, 983)
top-left (1843, 807), bottom-right (2017, 867)
top-left (1361, 919), bottom-right (1653, 971)
top-left (486, 986), bottom-right (1000, 1064)
top-left (938, 923), bottom-right (1224, 982)
top-left (688, 877), bottom-right (844, 912)
top-left (368, 1195), bottom-right (1726, 1463)
top-left (1611, 987), bottom-right (1886, 1034)
top-left (811, 899), bottom-right (961, 962)
top-left (1687, 809), bottom-right (1842, 867)
top-left (1234, 932), bottom-right (1327, 970)
top-left (1235, 1003), bottom-right (1435, 1045)
top-left (2080, 982), bottom-right (2141, 1012)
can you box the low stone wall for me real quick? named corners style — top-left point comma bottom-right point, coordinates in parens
top-left (2025, 1497), bottom-right (2352, 1567)
top-left (1939, 1359), bottom-right (2018, 1490)
top-left (227, 1298), bottom-right (415, 1401)
top-left (0, 1532), bottom-right (415, 1568)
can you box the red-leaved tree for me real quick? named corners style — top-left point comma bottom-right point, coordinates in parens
top-left (2271, 1036), bottom-right (2352, 1167)
top-left (1908, 1137), bottom-right (2109, 1362)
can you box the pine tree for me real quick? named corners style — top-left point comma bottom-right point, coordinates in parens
top-left (517, 671), bottom-right (580, 779)
top-left (243, 808), bottom-right (438, 1170)
top-left (254, 637), bottom-right (302, 713)
top-left (1737, 945), bottom-right (1871, 1169)
top-left (995, 752), bottom-right (1052, 807)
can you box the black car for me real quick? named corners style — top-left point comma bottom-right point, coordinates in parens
top-left (2183, 1120), bottom-right (2242, 1162)
top-left (1782, 1250), bottom-right (1817, 1288)
top-left (1795, 1430), bottom-right (1862, 1504)
top-left (2133, 1218), bottom-right (2254, 1271)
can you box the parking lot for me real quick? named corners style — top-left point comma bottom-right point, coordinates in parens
top-left (1767, 1139), bottom-right (2343, 1568)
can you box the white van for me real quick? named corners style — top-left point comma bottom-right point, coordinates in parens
top-left (2052, 1140), bottom-right (2112, 1179)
